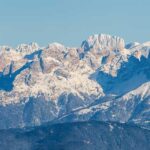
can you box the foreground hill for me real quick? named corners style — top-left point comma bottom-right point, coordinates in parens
top-left (0, 121), bottom-right (150, 150)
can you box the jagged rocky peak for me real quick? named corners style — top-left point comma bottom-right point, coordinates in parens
top-left (81, 34), bottom-right (125, 52)
top-left (127, 41), bottom-right (150, 59)
top-left (125, 42), bottom-right (140, 49)
top-left (142, 41), bottom-right (150, 47)
top-left (16, 42), bottom-right (39, 54)
top-left (42, 42), bottom-right (67, 60)
top-left (0, 46), bottom-right (14, 52)
top-left (46, 42), bottom-right (67, 54)
top-left (47, 42), bottom-right (65, 49)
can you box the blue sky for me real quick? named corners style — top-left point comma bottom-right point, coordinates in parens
top-left (0, 0), bottom-right (150, 47)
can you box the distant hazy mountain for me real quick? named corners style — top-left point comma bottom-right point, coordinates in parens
top-left (0, 121), bottom-right (150, 150)
top-left (0, 34), bottom-right (150, 129)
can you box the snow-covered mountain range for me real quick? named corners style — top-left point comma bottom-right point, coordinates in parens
top-left (0, 34), bottom-right (150, 129)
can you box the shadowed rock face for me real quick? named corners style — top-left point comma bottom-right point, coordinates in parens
top-left (0, 61), bottom-right (33, 91)
top-left (90, 54), bottom-right (150, 95)
top-left (0, 121), bottom-right (150, 150)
